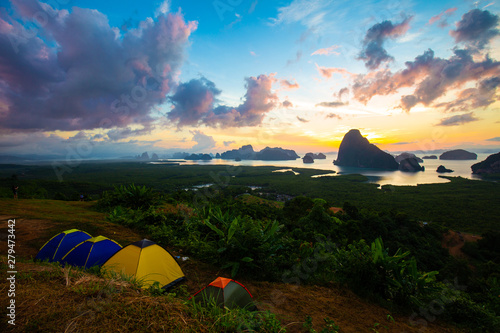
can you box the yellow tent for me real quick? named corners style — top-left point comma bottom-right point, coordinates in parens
top-left (103, 239), bottom-right (185, 290)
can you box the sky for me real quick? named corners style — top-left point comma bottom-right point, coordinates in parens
top-left (0, 0), bottom-right (499, 158)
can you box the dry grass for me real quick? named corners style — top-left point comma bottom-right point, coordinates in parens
top-left (0, 259), bottom-right (216, 333)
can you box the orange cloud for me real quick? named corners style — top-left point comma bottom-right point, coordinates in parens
top-left (311, 45), bottom-right (340, 56)
top-left (315, 64), bottom-right (353, 79)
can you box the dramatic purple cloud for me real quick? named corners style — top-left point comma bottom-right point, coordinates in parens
top-left (0, 0), bottom-right (197, 133)
top-left (450, 9), bottom-right (499, 51)
top-left (168, 74), bottom-right (279, 128)
top-left (167, 78), bottom-right (220, 128)
top-left (358, 17), bottom-right (412, 70)
top-left (437, 112), bottom-right (479, 126)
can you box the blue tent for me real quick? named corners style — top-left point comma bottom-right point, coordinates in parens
top-left (35, 229), bottom-right (92, 263)
top-left (62, 236), bottom-right (122, 269)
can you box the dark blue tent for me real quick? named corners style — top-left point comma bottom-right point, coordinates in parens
top-left (35, 229), bottom-right (92, 263)
top-left (62, 236), bottom-right (122, 269)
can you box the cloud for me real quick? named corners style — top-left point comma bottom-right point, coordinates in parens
top-left (286, 50), bottom-right (302, 66)
top-left (428, 7), bottom-right (457, 27)
top-left (168, 74), bottom-right (279, 128)
top-left (155, 0), bottom-right (170, 17)
top-left (400, 95), bottom-right (420, 112)
top-left (296, 116), bottom-right (309, 123)
top-left (190, 130), bottom-right (216, 151)
top-left (167, 77), bottom-right (220, 128)
top-left (249, 1), bottom-right (258, 14)
top-left (270, 0), bottom-right (333, 29)
top-left (434, 76), bottom-right (500, 112)
top-left (106, 126), bottom-right (153, 141)
top-left (315, 64), bottom-right (353, 79)
top-left (226, 13), bottom-right (243, 30)
top-left (337, 87), bottom-right (349, 101)
top-left (390, 141), bottom-right (417, 145)
top-left (297, 27), bottom-right (315, 43)
top-left (450, 9), bottom-right (499, 51)
top-left (486, 137), bottom-right (500, 141)
top-left (325, 113), bottom-right (342, 119)
top-left (223, 140), bottom-right (236, 146)
top-left (0, 0), bottom-right (197, 135)
top-left (352, 46), bottom-right (500, 110)
top-left (0, 131), bottom-right (161, 158)
top-left (280, 79), bottom-right (300, 90)
top-left (316, 101), bottom-right (346, 108)
top-left (358, 17), bottom-right (412, 70)
top-left (311, 45), bottom-right (340, 56)
top-left (316, 87), bottom-right (349, 109)
top-left (282, 100), bottom-right (294, 108)
top-left (436, 112), bottom-right (479, 126)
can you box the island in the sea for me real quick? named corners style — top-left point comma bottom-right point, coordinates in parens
top-left (440, 149), bottom-right (477, 160)
top-left (437, 165), bottom-right (453, 173)
top-left (305, 152), bottom-right (327, 159)
top-left (220, 145), bottom-right (300, 161)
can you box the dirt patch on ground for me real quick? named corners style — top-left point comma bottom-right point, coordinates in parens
top-left (0, 215), bottom-right (59, 258)
top-left (442, 230), bottom-right (481, 259)
top-left (242, 281), bottom-right (460, 333)
top-left (178, 260), bottom-right (462, 332)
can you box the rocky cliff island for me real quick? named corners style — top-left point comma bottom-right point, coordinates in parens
top-left (395, 152), bottom-right (423, 163)
top-left (399, 158), bottom-right (425, 172)
top-left (333, 129), bottom-right (399, 170)
top-left (302, 155), bottom-right (314, 163)
top-left (471, 152), bottom-right (500, 174)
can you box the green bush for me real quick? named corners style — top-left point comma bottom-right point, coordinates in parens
top-left (97, 184), bottom-right (163, 210)
top-left (187, 206), bottom-right (286, 278)
top-left (188, 297), bottom-right (285, 332)
top-left (331, 238), bottom-right (438, 308)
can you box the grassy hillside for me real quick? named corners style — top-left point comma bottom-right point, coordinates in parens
top-left (0, 199), bottom-right (463, 333)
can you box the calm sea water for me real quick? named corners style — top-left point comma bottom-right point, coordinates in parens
top-left (162, 153), bottom-right (494, 186)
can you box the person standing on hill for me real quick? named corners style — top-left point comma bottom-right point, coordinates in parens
top-left (12, 185), bottom-right (18, 199)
